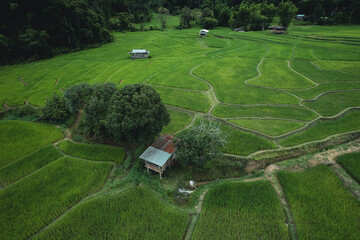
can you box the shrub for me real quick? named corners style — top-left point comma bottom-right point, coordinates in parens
top-left (201, 17), bottom-right (218, 29)
top-left (41, 94), bottom-right (70, 123)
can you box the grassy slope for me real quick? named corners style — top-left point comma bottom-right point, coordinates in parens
top-left (278, 165), bottom-right (360, 240)
top-left (279, 111), bottom-right (360, 147)
top-left (212, 105), bottom-right (317, 121)
top-left (229, 118), bottom-right (304, 136)
top-left (34, 187), bottom-right (189, 240)
top-left (0, 157), bottom-right (113, 240)
top-left (337, 152), bottom-right (360, 183)
top-left (57, 140), bottom-right (126, 164)
top-left (303, 91), bottom-right (360, 116)
top-left (0, 120), bottom-right (64, 167)
top-left (0, 145), bottom-right (63, 186)
top-left (192, 181), bottom-right (289, 240)
top-left (162, 108), bottom-right (192, 134)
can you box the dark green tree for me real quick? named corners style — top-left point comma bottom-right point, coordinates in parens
top-left (180, 6), bottom-right (194, 28)
top-left (105, 84), bottom-right (170, 146)
top-left (82, 83), bottom-right (117, 140)
top-left (176, 119), bottom-right (227, 171)
top-left (64, 83), bottom-right (93, 114)
top-left (278, 1), bottom-right (298, 28)
top-left (201, 17), bottom-right (218, 29)
top-left (41, 94), bottom-right (70, 123)
top-left (158, 7), bottom-right (170, 29)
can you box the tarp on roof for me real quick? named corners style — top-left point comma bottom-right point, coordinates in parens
top-left (130, 49), bottom-right (148, 54)
top-left (139, 146), bottom-right (171, 167)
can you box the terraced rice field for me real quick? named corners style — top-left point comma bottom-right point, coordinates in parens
top-left (34, 187), bottom-right (189, 240)
top-left (192, 181), bottom-right (289, 240)
top-left (337, 152), bottom-right (360, 183)
top-left (277, 165), bottom-right (360, 240)
top-left (2, 24), bottom-right (359, 153)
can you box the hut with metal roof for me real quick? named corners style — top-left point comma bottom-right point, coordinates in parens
top-left (139, 135), bottom-right (177, 178)
top-left (199, 29), bottom-right (209, 36)
top-left (129, 49), bottom-right (150, 59)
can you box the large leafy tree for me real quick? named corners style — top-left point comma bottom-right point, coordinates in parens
top-left (106, 84), bottom-right (170, 146)
top-left (176, 119), bottom-right (227, 171)
top-left (278, 1), bottom-right (298, 28)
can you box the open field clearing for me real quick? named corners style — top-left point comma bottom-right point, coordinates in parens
top-left (193, 57), bottom-right (299, 105)
top-left (279, 111), bottom-right (360, 147)
top-left (152, 85), bottom-right (210, 112)
top-left (250, 59), bottom-right (315, 89)
top-left (220, 123), bottom-right (277, 155)
top-left (229, 119), bottom-right (305, 136)
top-left (290, 59), bottom-right (360, 83)
top-left (192, 181), bottom-right (289, 240)
top-left (278, 165), bottom-right (360, 240)
top-left (303, 91), bottom-right (360, 116)
top-left (0, 120), bottom-right (64, 167)
top-left (337, 152), bottom-right (360, 183)
top-left (0, 157), bottom-right (112, 240)
top-left (212, 105), bottom-right (317, 121)
top-left (162, 108), bottom-right (192, 134)
top-left (57, 140), bottom-right (126, 164)
top-left (314, 60), bottom-right (360, 72)
top-left (289, 82), bottom-right (360, 100)
top-left (0, 145), bottom-right (62, 186)
top-left (34, 187), bottom-right (189, 240)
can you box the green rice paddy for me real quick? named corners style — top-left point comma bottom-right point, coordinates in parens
top-left (337, 152), bottom-right (360, 183)
top-left (278, 165), bottom-right (360, 240)
top-left (57, 140), bottom-right (126, 164)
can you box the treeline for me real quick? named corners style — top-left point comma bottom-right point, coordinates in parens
top-left (167, 0), bottom-right (360, 25)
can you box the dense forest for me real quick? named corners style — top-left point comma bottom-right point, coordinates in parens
top-left (1, 0), bottom-right (359, 65)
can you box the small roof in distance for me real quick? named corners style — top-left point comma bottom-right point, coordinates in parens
top-left (139, 146), bottom-right (171, 167)
top-left (297, 14), bottom-right (305, 17)
top-left (130, 49), bottom-right (148, 53)
top-left (199, 29), bottom-right (209, 33)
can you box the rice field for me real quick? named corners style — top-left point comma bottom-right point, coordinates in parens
top-left (0, 145), bottom-right (63, 186)
top-left (192, 181), bottom-right (289, 240)
top-left (0, 157), bottom-right (113, 240)
top-left (162, 108), bottom-right (192, 134)
top-left (34, 187), bottom-right (189, 240)
top-left (0, 120), bottom-right (64, 167)
top-left (278, 165), bottom-right (360, 240)
top-left (57, 140), bottom-right (126, 164)
top-left (279, 111), bottom-right (360, 147)
top-left (337, 152), bottom-right (360, 183)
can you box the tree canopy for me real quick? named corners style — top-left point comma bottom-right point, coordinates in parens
top-left (105, 84), bottom-right (170, 145)
top-left (176, 119), bottom-right (227, 170)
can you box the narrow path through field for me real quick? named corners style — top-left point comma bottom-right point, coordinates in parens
top-left (184, 189), bottom-right (209, 240)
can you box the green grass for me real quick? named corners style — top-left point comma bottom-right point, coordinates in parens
top-left (250, 58), bottom-right (315, 89)
top-left (162, 108), bottom-right (192, 134)
top-left (0, 157), bottom-right (113, 240)
top-left (193, 57), bottom-right (299, 105)
top-left (152, 85), bottom-right (210, 112)
top-left (0, 145), bottom-right (62, 186)
top-left (192, 181), bottom-right (289, 240)
top-left (212, 105), bottom-right (317, 121)
top-left (289, 82), bottom-right (360, 99)
top-left (228, 119), bottom-right (305, 136)
top-left (314, 60), bottom-right (360, 72)
top-left (337, 152), bottom-right (360, 183)
top-left (220, 123), bottom-right (277, 155)
top-left (57, 140), bottom-right (126, 164)
top-left (266, 42), bottom-right (293, 60)
top-left (0, 120), bottom-right (64, 167)
top-left (278, 165), bottom-right (360, 240)
top-left (34, 187), bottom-right (189, 240)
top-left (279, 111), bottom-right (360, 147)
top-left (303, 91), bottom-right (360, 116)
top-left (290, 59), bottom-right (360, 83)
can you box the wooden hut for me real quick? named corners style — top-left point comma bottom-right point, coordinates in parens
top-left (139, 135), bottom-right (177, 178)
top-left (129, 49), bottom-right (150, 59)
top-left (268, 26), bottom-right (286, 35)
top-left (199, 29), bottom-right (209, 36)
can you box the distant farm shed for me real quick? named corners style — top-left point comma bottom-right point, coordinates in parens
top-left (268, 26), bottom-right (286, 35)
top-left (297, 14), bottom-right (305, 21)
top-left (140, 135), bottom-right (177, 178)
top-left (129, 49), bottom-right (150, 59)
top-left (233, 28), bottom-right (244, 32)
top-left (199, 29), bottom-right (209, 36)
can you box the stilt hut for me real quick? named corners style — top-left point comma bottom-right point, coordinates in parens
top-left (139, 135), bottom-right (177, 178)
